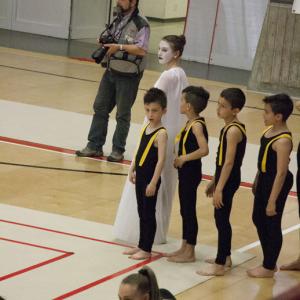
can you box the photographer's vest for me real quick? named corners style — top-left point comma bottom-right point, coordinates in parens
top-left (108, 12), bottom-right (149, 76)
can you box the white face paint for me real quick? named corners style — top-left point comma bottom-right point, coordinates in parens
top-left (158, 40), bottom-right (175, 65)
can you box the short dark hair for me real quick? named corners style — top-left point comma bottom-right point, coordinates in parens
top-left (144, 88), bottom-right (167, 109)
top-left (220, 88), bottom-right (246, 110)
top-left (182, 86), bottom-right (210, 114)
top-left (263, 93), bottom-right (294, 121)
top-left (162, 35), bottom-right (186, 57)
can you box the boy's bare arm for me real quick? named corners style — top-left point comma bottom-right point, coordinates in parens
top-left (186, 123), bottom-right (209, 160)
top-left (174, 123), bottom-right (209, 168)
top-left (213, 127), bottom-right (242, 208)
top-left (146, 130), bottom-right (168, 196)
top-left (129, 159), bottom-right (136, 184)
top-left (266, 138), bottom-right (292, 216)
top-left (252, 171), bottom-right (260, 195)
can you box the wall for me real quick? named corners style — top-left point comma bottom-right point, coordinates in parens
top-left (0, 0), bottom-right (71, 38)
top-left (70, 0), bottom-right (109, 39)
top-left (139, 0), bottom-right (188, 19)
top-left (248, 2), bottom-right (300, 95)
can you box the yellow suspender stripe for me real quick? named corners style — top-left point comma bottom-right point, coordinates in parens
top-left (218, 123), bottom-right (246, 166)
top-left (175, 119), bottom-right (206, 155)
top-left (138, 128), bottom-right (166, 167)
top-left (134, 124), bottom-right (148, 158)
top-left (261, 133), bottom-right (292, 173)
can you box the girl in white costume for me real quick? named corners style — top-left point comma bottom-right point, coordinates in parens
top-left (113, 35), bottom-right (188, 244)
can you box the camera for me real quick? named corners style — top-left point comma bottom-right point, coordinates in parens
top-left (91, 7), bottom-right (121, 64)
top-left (91, 34), bottom-right (116, 64)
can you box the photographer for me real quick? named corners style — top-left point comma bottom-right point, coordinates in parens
top-left (76, 0), bottom-right (149, 162)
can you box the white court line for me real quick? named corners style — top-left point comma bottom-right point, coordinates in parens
top-left (237, 223), bottom-right (300, 253)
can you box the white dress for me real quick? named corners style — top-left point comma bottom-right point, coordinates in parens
top-left (113, 67), bottom-right (188, 244)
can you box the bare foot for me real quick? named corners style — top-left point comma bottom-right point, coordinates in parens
top-left (196, 263), bottom-right (226, 276)
top-left (123, 247), bottom-right (139, 255)
top-left (280, 259), bottom-right (300, 271)
top-left (164, 247), bottom-right (186, 257)
top-left (167, 253), bottom-right (195, 263)
top-left (246, 266), bottom-right (275, 278)
top-left (129, 250), bottom-right (151, 260)
top-left (164, 241), bottom-right (187, 257)
top-left (205, 256), bottom-right (232, 267)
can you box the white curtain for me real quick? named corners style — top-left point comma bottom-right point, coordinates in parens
top-left (183, 0), bottom-right (268, 70)
top-left (293, 0), bottom-right (300, 13)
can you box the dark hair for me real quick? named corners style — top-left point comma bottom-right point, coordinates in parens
top-left (121, 266), bottom-right (160, 300)
top-left (182, 86), bottom-right (210, 114)
top-left (162, 35), bottom-right (186, 57)
top-left (144, 87), bottom-right (167, 109)
top-left (220, 88), bottom-right (246, 110)
top-left (263, 93), bottom-right (294, 121)
top-left (130, 0), bottom-right (139, 7)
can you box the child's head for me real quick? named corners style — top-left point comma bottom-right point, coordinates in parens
top-left (118, 266), bottom-right (160, 300)
top-left (262, 93), bottom-right (294, 125)
top-left (181, 86), bottom-right (210, 115)
top-left (144, 88), bottom-right (167, 123)
top-left (217, 88), bottom-right (246, 119)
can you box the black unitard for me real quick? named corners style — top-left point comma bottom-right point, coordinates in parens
top-left (177, 117), bottom-right (208, 245)
top-left (214, 122), bottom-right (247, 265)
top-left (252, 129), bottom-right (293, 270)
top-left (135, 125), bottom-right (165, 252)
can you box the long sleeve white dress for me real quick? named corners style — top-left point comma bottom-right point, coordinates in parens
top-left (113, 67), bottom-right (188, 244)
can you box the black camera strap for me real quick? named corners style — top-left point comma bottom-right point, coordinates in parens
top-left (112, 8), bottom-right (139, 42)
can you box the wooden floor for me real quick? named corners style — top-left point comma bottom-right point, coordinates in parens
top-left (0, 47), bottom-right (300, 299)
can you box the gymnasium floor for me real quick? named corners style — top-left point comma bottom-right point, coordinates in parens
top-left (0, 44), bottom-right (299, 299)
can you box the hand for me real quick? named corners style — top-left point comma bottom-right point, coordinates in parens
top-left (213, 189), bottom-right (223, 209)
top-left (252, 181), bottom-right (257, 196)
top-left (252, 176), bottom-right (258, 195)
top-left (145, 182), bottom-right (156, 197)
top-left (266, 202), bottom-right (277, 216)
top-left (205, 180), bottom-right (215, 197)
top-left (174, 156), bottom-right (186, 168)
top-left (129, 169), bottom-right (136, 184)
top-left (104, 43), bottom-right (120, 56)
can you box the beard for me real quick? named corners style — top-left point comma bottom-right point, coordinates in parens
top-left (117, 3), bottom-right (131, 14)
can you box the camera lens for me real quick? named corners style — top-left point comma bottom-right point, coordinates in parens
top-left (91, 46), bottom-right (109, 64)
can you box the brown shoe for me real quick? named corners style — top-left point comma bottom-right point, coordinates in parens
top-left (75, 146), bottom-right (103, 157)
top-left (107, 150), bottom-right (124, 162)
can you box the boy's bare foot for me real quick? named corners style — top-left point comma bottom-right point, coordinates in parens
top-left (129, 250), bottom-right (151, 260)
top-left (196, 263), bottom-right (226, 276)
top-left (164, 241), bottom-right (187, 257)
top-left (280, 259), bottom-right (300, 271)
top-left (246, 266), bottom-right (275, 278)
top-left (164, 247), bottom-right (186, 257)
top-left (123, 247), bottom-right (139, 255)
top-left (205, 256), bottom-right (232, 267)
top-left (167, 244), bottom-right (195, 263)
top-left (167, 253), bottom-right (196, 263)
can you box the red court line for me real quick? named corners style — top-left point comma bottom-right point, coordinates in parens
top-left (70, 57), bottom-right (94, 63)
top-left (0, 136), bottom-right (297, 196)
top-left (0, 136), bottom-right (131, 165)
top-left (0, 237), bottom-right (72, 254)
top-left (53, 254), bottom-right (162, 300)
top-left (1, 219), bottom-right (163, 298)
top-left (0, 219), bottom-right (162, 255)
top-left (0, 237), bottom-right (73, 281)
